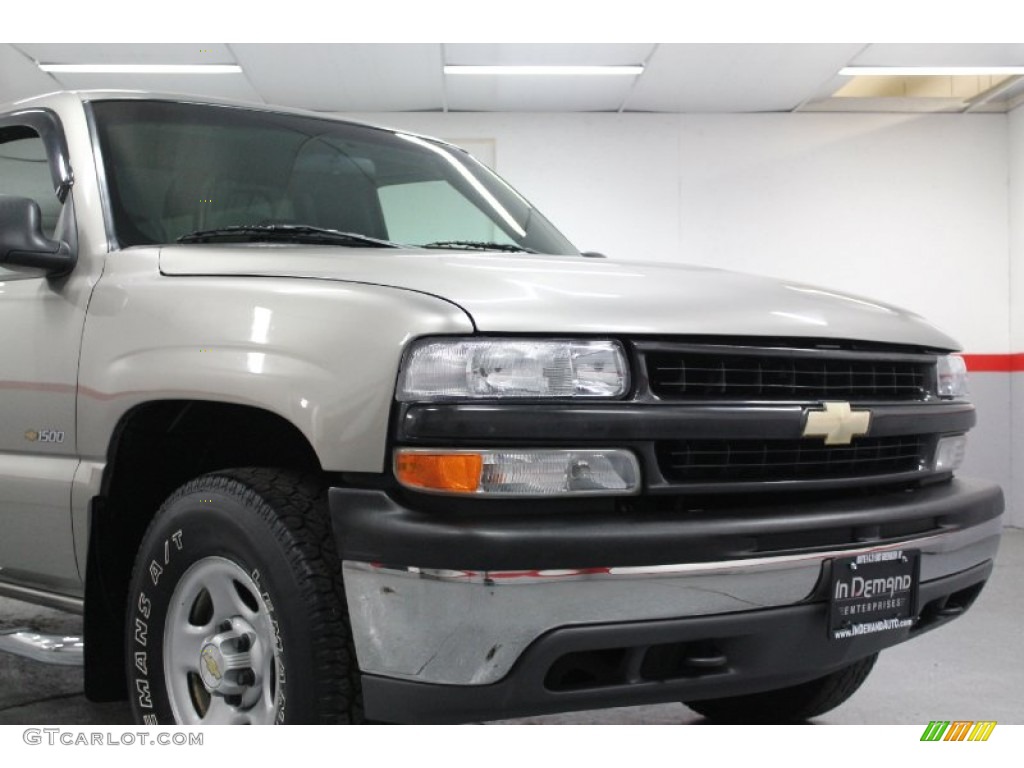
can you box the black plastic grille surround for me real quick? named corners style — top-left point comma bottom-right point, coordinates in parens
top-left (657, 435), bottom-right (929, 484)
top-left (645, 350), bottom-right (933, 401)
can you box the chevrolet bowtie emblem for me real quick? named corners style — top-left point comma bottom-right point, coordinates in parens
top-left (201, 647), bottom-right (223, 681)
top-left (802, 402), bottom-right (871, 445)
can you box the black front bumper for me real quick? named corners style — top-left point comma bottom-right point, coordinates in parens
top-left (332, 477), bottom-right (1003, 571)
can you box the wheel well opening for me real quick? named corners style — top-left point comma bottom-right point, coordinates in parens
top-left (84, 400), bottom-right (322, 701)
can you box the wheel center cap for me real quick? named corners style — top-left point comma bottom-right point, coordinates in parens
top-left (199, 643), bottom-right (227, 690)
top-left (196, 617), bottom-right (258, 697)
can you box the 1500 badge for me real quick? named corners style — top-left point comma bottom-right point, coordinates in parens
top-left (25, 429), bottom-right (66, 443)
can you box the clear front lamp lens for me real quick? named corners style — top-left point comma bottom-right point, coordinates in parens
top-left (934, 435), bottom-right (967, 473)
top-left (481, 450), bottom-right (638, 495)
top-left (398, 339), bottom-right (628, 400)
top-left (937, 355), bottom-right (969, 398)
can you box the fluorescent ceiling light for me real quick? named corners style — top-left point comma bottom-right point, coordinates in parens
top-left (444, 65), bottom-right (643, 77)
top-left (39, 64), bottom-right (242, 74)
top-left (840, 66), bottom-right (1024, 77)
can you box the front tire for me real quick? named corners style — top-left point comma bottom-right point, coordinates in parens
top-left (125, 468), bottom-right (362, 724)
top-left (683, 653), bottom-right (878, 724)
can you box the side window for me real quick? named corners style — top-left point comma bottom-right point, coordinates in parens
top-left (0, 128), bottom-right (61, 238)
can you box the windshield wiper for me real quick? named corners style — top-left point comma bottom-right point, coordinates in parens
top-left (177, 225), bottom-right (401, 248)
top-left (420, 240), bottom-right (537, 254)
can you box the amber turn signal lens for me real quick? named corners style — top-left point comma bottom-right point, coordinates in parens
top-left (395, 451), bottom-right (483, 493)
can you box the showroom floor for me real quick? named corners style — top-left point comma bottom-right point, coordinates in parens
top-left (1, 529), bottom-right (1020, 726)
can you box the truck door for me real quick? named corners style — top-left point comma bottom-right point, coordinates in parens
top-left (0, 110), bottom-right (84, 596)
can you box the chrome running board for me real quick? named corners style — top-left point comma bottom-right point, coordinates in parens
top-left (0, 627), bottom-right (83, 666)
top-left (0, 580), bottom-right (84, 614)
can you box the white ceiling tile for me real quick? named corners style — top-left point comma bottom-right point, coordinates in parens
top-left (853, 44), bottom-right (1024, 67)
top-left (8, 43), bottom-right (1022, 116)
top-left (14, 43), bottom-right (236, 65)
top-left (445, 44), bottom-right (654, 66)
top-left (0, 45), bottom-right (63, 105)
top-left (447, 76), bottom-right (634, 112)
top-left (627, 44), bottom-right (866, 112)
top-left (232, 44), bottom-right (444, 111)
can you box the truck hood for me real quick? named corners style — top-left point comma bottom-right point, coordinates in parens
top-left (159, 246), bottom-right (959, 349)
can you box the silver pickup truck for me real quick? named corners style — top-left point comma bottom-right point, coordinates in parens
top-left (0, 91), bottom-right (1004, 725)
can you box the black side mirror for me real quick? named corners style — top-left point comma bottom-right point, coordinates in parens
top-left (0, 195), bottom-right (76, 276)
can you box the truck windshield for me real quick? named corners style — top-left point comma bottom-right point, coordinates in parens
top-left (89, 100), bottom-right (578, 254)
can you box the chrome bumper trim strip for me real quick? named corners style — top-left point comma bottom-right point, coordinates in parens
top-left (344, 533), bottom-right (950, 585)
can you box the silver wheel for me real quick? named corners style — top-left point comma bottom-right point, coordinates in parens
top-left (163, 556), bottom-right (281, 725)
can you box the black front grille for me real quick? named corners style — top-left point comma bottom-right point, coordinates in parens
top-left (645, 350), bottom-right (933, 401)
top-left (658, 436), bottom-right (929, 484)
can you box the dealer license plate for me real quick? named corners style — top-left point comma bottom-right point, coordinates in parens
top-left (829, 549), bottom-right (918, 641)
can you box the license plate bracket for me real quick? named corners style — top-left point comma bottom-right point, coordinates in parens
top-left (829, 549), bottom-right (919, 641)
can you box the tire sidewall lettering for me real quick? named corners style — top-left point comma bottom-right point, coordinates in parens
top-left (251, 568), bottom-right (287, 723)
top-left (131, 528), bottom-right (186, 723)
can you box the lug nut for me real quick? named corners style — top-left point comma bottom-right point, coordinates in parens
top-left (224, 694), bottom-right (242, 706)
top-left (237, 669), bottom-right (256, 686)
top-left (219, 620), bottom-right (233, 632)
top-left (236, 636), bottom-right (251, 652)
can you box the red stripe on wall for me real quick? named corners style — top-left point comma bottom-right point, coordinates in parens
top-left (961, 354), bottom-right (1024, 373)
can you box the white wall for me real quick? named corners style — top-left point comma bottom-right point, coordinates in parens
top-left (351, 109), bottom-right (1017, 525)
top-left (1010, 109), bottom-right (1024, 351)
top-left (1009, 106), bottom-right (1024, 528)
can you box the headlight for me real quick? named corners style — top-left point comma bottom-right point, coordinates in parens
top-left (394, 448), bottom-right (641, 497)
top-left (397, 338), bottom-right (629, 401)
top-left (937, 355), bottom-right (968, 398)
